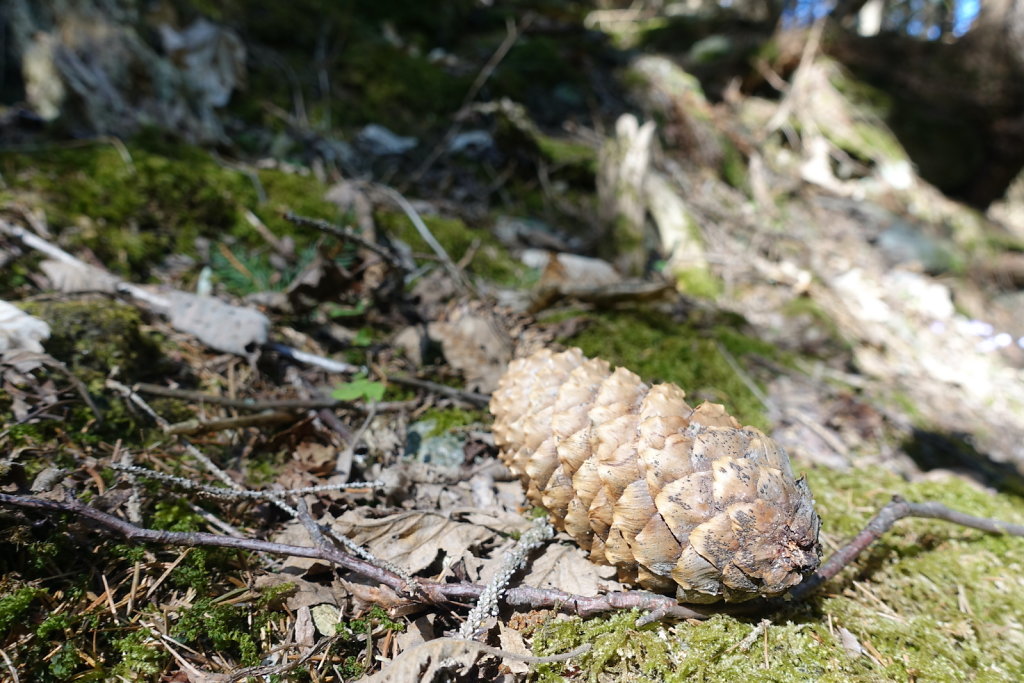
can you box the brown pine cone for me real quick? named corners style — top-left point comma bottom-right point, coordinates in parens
top-left (490, 347), bottom-right (821, 603)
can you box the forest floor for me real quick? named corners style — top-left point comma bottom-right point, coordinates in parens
top-left (1, 3), bottom-right (1024, 681)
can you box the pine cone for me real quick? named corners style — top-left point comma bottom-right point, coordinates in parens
top-left (490, 348), bottom-right (821, 603)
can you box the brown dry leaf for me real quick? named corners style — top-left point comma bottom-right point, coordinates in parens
top-left (331, 510), bottom-right (498, 576)
top-left (519, 541), bottom-right (620, 596)
top-left (293, 606), bottom-right (317, 648)
top-left (497, 622), bottom-right (531, 675)
top-left (390, 614), bottom-right (437, 662)
top-left (362, 637), bottom-right (482, 682)
top-left (340, 579), bottom-right (418, 615)
top-left (428, 302), bottom-right (513, 394)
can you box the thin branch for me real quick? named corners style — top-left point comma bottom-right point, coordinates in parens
top-left (387, 373), bottom-right (490, 407)
top-left (283, 212), bottom-right (404, 268)
top-left (367, 183), bottom-right (475, 295)
top-left (2, 492), bottom-right (1020, 623)
top-left (131, 382), bottom-right (415, 413)
top-left (164, 410), bottom-right (299, 435)
top-left (0, 492), bottom-right (709, 620)
top-left (787, 495), bottom-right (1024, 602)
top-left (106, 379), bottom-right (243, 492)
top-left (266, 343), bottom-right (364, 374)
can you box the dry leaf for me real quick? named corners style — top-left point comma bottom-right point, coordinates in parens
top-left (331, 510), bottom-right (497, 576)
top-left (519, 541), bottom-right (620, 596)
top-left (428, 303), bottom-right (513, 394)
top-left (161, 290), bottom-right (269, 356)
top-left (311, 603), bottom-right (342, 636)
top-left (497, 622), bottom-right (531, 675)
top-left (361, 637), bottom-right (482, 683)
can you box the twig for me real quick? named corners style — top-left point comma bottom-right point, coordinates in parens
top-left (131, 382), bottom-right (415, 413)
top-left (3, 493), bottom-right (1020, 623)
top-left (0, 645), bottom-right (19, 683)
top-left (266, 343), bottom-right (364, 374)
top-left (787, 496), bottom-right (1024, 602)
top-left (226, 634), bottom-right (341, 682)
top-left (164, 410), bottom-right (299, 435)
top-left (106, 379), bottom-right (243, 492)
top-left (294, 499), bottom-right (417, 590)
top-left (387, 373), bottom-right (490, 408)
top-left (459, 516), bottom-right (554, 639)
top-left (764, 19), bottom-right (825, 141)
top-left (283, 212), bottom-right (404, 267)
top-left (111, 464), bottom-right (381, 500)
top-left (727, 618), bottom-right (771, 653)
top-left (367, 183), bottom-right (474, 295)
top-left (0, 492), bottom-right (709, 620)
top-left (713, 341), bottom-right (772, 410)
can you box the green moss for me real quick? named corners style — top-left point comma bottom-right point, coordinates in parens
top-left (720, 136), bottom-right (748, 191)
top-left (337, 42), bottom-right (467, 131)
top-left (0, 585), bottom-right (42, 637)
top-left (173, 597), bottom-right (263, 666)
top-left (821, 61), bottom-right (907, 165)
top-left (1, 142), bottom-right (342, 286)
top-left (532, 465), bottom-right (1024, 680)
top-left (674, 265), bottom-right (723, 299)
top-left (534, 133), bottom-right (598, 175)
top-left (420, 407), bottom-right (487, 436)
top-left (565, 310), bottom-right (777, 430)
top-left (23, 300), bottom-right (164, 388)
top-left (111, 629), bottom-right (168, 677)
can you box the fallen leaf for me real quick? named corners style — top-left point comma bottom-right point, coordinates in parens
top-left (519, 540), bottom-right (620, 596)
top-left (331, 510), bottom-right (497, 576)
top-left (161, 290), bottom-right (270, 356)
top-left (362, 637), bottom-right (481, 683)
top-left (497, 622), bottom-right (531, 675)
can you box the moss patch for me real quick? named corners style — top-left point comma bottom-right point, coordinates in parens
top-left (530, 465), bottom-right (1024, 680)
top-left (22, 299), bottom-right (165, 388)
top-left (0, 142), bottom-right (340, 283)
top-left (564, 309), bottom-right (778, 430)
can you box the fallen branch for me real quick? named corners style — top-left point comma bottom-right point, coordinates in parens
top-left (131, 382), bottom-right (414, 413)
top-left (1, 493), bottom-right (1021, 623)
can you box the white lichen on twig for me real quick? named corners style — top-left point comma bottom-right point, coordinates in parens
top-left (458, 515), bottom-right (554, 639)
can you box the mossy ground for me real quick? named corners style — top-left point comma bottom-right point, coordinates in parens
top-left (564, 309), bottom-right (781, 431)
top-left (529, 466), bottom-right (1024, 681)
top-left (0, 141), bottom-right (342, 288)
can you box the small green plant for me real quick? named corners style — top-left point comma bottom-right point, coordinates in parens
top-left (331, 375), bottom-right (386, 402)
top-left (0, 585), bottom-right (41, 637)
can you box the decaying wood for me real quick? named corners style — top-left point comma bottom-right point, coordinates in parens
top-left (491, 347), bottom-right (822, 603)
